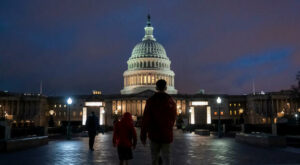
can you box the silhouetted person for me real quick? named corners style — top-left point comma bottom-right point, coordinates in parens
top-left (113, 112), bottom-right (137, 165)
top-left (86, 111), bottom-right (99, 151)
top-left (140, 79), bottom-right (177, 165)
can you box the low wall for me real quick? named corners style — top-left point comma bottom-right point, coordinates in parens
top-left (4, 136), bottom-right (48, 152)
top-left (195, 129), bottom-right (210, 136)
top-left (235, 133), bottom-right (286, 147)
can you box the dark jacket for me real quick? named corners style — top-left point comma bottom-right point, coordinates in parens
top-left (140, 92), bottom-right (177, 143)
top-left (86, 114), bottom-right (99, 134)
top-left (113, 112), bottom-right (137, 148)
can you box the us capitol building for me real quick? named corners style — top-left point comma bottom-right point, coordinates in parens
top-left (121, 15), bottom-right (177, 95)
top-left (0, 16), bottom-right (299, 128)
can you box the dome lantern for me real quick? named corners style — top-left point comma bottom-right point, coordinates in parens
top-left (143, 14), bottom-right (156, 41)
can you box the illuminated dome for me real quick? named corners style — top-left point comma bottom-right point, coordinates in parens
top-left (121, 15), bottom-right (177, 95)
top-left (130, 40), bottom-right (169, 60)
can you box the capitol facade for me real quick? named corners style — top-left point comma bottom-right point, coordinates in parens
top-left (1, 16), bottom-right (298, 129)
top-left (121, 15), bottom-right (177, 95)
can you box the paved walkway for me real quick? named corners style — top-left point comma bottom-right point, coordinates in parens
top-left (1, 129), bottom-right (300, 165)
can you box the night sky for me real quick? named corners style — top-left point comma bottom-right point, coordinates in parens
top-left (1, 0), bottom-right (300, 96)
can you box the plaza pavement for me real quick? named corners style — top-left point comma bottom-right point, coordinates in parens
top-left (1, 129), bottom-right (300, 165)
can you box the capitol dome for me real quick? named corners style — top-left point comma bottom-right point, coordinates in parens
top-left (130, 40), bottom-right (169, 60)
top-left (121, 15), bottom-right (177, 95)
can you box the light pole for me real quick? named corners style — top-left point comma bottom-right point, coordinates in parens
top-left (67, 97), bottom-right (72, 140)
top-left (217, 97), bottom-right (222, 138)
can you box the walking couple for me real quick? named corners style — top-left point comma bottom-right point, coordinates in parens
top-left (113, 79), bottom-right (177, 165)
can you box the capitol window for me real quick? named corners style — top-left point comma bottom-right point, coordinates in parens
top-left (144, 75), bottom-right (147, 84)
top-left (152, 75), bottom-right (155, 84)
top-left (148, 75), bottom-right (151, 84)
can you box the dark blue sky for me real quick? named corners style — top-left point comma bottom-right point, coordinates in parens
top-left (1, 0), bottom-right (300, 95)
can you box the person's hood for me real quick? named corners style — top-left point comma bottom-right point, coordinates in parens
top-left (121, 112), bottom-right (133, 126)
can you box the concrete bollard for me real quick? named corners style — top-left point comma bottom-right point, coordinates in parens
top-left (241, 124), bottom-right (245, 133)
top-left (223, 124), bottom-right (226, 134)
top-left (0, 121), bottom-right (11, 140)
top-left (44, 126), bottom-right (48, 136)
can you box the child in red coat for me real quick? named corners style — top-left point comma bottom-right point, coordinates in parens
top-left (113, 112), bottom-right (137, 165)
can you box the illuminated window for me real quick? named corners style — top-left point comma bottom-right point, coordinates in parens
top-left (234, 110), bottom-right (237, 115)
top-left (214, 112), bottom-right (218, 115)
top-left (234, 104), bottom-right (236, 107)
top-left (73, 112), bottom-right (76, 117)
top-left (230, 110), bottom-right (232, 115)
top-left (144, 76), bottom-right (147, 84)
top-left (229, 104), bottom-right (232, 107)
top-left (238, 103), bottom-right (241, 106)
top-left (80, 112), bottom-right (82, 116)
top-left (239, 109), bottom-right (244, 114)
top-left (220, 111), bottom-right (224, 115)
top-left (191, 101), bottom-right (208, 106)
top-left (54, 104), bottom-right (57, 108)
top-left (151, 75), bottom-right (155, 84)
top-left (59, 104), bottom-right (61, 108)
top-left (64, 104), bottom-right (66, 108)
top-left (148, 75), bottom-right (151, 84)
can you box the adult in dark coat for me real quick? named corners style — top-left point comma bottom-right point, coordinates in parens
top-left (140, 79), bottom-right (177, 165)
top-left (86, 111), bottom-right (99, 151)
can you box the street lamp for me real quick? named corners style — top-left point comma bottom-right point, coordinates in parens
top-left (67, 97), bottom-right (72, 140)
top-left (216, 97), bottom-right (222, 138)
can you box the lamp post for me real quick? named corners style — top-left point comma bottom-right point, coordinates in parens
top-left (217, 97), bottom-right (222, 138)
top-left (67, 97), bottom-right (72, 140)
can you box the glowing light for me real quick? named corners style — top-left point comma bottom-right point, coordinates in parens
top-left (49, 110), bottom-right (55, 115)
top-left (239, 109), bottom-right (244, 114)
top-left (217, 97), bottom-right (222, 104)
top-left (67, 98), bottom-right (72, 105)
top-left (190, 107), bottom-right (195, 124)
top-left (207, 106), bottom-right (211, 124)
top-left (82, 107), bottom-right (87, 125)
top-left (100, 107), bottom-right (105, 125)
top-left (191, 101), bottom-right (208, 106)
top-left (85, 102), bottom-right (103, 107)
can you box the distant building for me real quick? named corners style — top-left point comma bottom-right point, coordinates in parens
top-left (1, 16), bottom-right (299, 127)
top-left (0, 91), bottom-right (47, 127)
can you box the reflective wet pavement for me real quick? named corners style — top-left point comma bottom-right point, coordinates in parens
top-left (1, 129), bottom-right (300, 165)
